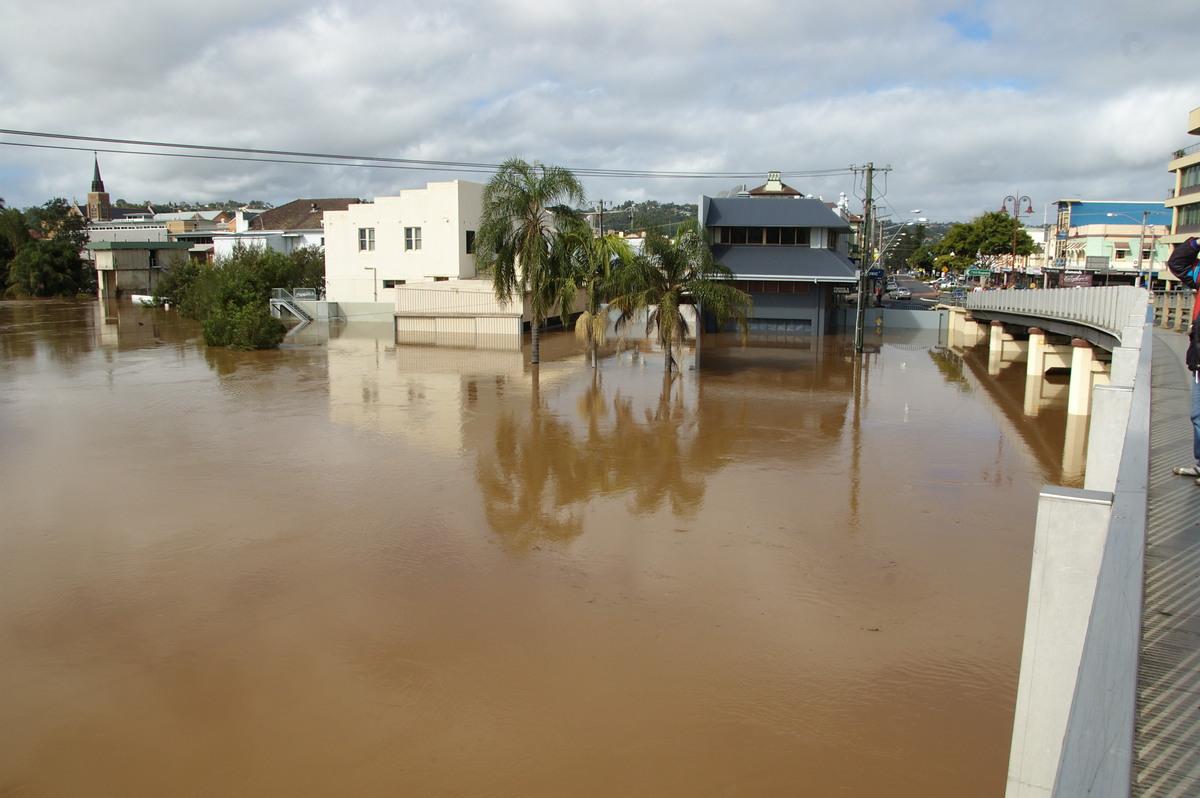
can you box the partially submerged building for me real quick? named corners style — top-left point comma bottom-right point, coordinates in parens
top-left (699, 173), bottom-right (858, 334)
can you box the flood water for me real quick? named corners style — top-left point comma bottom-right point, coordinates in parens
top-left (0, 299), bottom-right (1082, 797)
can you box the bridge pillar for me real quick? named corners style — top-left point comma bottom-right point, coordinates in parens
top-left (1067, 339), bottom-right (1099, 417)
top-left (947, 307), bottom-right (986, 348)
top-left (988, 321), bottom-right (1012, 375)
top-left (1024, 328), bottom-right (1047, 416)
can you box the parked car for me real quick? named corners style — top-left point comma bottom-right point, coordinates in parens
top-left (888, 287), bottom-right (912, 300)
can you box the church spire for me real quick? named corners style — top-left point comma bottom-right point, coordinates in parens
top-left (87, 154), bottom-right (111, 222)
top-left (91, 154), bottom-right (105, 193)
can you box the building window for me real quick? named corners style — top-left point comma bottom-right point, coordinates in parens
top-left (405, 227), bottom-right (422, 250)
top-left (358, 228), bottom-right (375, 251)
top-left (382, 279), bottom-right (406, 288)
top-left (465, 230), bottom-right (476, 254)
top-left (1181, 164), bottom-right (1200, 191)
top-left (717, 226), bottom-right (809, 246)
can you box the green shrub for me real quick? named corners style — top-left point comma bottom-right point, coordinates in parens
top-left (201, 303), bottom-right (286, 350)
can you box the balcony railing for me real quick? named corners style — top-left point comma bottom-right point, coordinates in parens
top-left (1171, 141), bottom-right (1200, 159)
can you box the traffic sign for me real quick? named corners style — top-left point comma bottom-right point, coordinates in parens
top-left (867, 268), bottom-right (885, 279)
top-left (967, 268), bottom-right (991, 276)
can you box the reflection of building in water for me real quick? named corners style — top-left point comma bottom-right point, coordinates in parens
top-left (323, 322), bottom-right (540, 451)
top-left (93, 299), bottom-right (198, 351)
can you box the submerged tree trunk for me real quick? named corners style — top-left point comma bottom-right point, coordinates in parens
top-left (531, 320), bottom-right (540, 365)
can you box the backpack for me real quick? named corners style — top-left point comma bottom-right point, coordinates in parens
top-left (1168, 238), bottom-right (1200, 289)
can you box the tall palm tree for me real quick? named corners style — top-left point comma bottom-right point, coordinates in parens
top-left (475, 158), bottom-right (586, 365)
top-left (553, 218), bottom-right (635, 368)
top-left (612, 219), bottom-right (752, 372)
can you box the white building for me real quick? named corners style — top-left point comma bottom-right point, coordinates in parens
top-left (322, 180), bottom-right (485, 321)
top-left (212, 198), bottom-right (357, 261)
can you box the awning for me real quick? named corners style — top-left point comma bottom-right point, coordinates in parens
top-left (1112, 240), bottom-right (1130, 250)
top-left (1062, 239), bottom-right (1086, 252)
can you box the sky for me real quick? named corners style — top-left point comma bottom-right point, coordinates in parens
top-left (1, 0), bottom-right (1197, 223)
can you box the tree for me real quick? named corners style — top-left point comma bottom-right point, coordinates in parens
top-left (5, 239), bottom-right (93, 298)
top-left (933, 211), bottom-right (1035, 275)
top-left (611, 220), bottom-right (752, 372)
top-left (3, 198), bottom-right (93, 298)
top-left (153, 243), bottom-right (294, 350)
top-left (24, 197), bottom-right (89, 252)
top-left (0, 204), bottom-right (32, 287)
top-left (475, 158), bottom-right (587, 365)
top-left (553, 220), bottom-right (635, 367)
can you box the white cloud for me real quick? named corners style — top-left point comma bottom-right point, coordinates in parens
top-left (1, 0), bottom-right (1197, 220)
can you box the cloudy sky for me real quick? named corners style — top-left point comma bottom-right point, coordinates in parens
top-left (1, 0), bottom-right (1196, 222)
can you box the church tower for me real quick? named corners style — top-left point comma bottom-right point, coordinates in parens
top-left (86, 155), bottom-right (111, 222)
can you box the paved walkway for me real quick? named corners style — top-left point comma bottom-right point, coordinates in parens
top-left (1135, 328), bottom-right (1200, 796)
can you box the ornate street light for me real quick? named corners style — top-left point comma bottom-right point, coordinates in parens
top-left (1000, 195), bottom-right (1033, 286)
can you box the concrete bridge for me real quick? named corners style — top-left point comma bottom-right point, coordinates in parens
top-left (940, 287), bottom-right (1197, 797)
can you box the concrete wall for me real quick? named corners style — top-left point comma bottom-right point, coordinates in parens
top-left (1004, 299), bottom-right (1152, 798)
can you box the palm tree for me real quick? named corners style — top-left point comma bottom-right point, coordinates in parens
top-left (611, 219), bottom-right (752, 372)
top-left (475, 158), bottom-right (586, 365)
top-left (553, 218), bottom-right (635, 368)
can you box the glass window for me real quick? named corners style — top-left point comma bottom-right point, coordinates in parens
top-left (358, 228), bottom-right (375, 251)
top-left (405, 227), bottom-right (422, 250)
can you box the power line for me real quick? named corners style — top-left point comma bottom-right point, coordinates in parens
top-left (0, 128), bottom-right (856, 182)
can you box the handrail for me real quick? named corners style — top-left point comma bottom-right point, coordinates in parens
top-left (966, 286), bottom-right (1148, 342)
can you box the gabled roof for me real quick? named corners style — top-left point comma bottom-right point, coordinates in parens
top-left (249, 198), bottom-right (359, 231)
top-left (701, 196), bottom-right (853, 231)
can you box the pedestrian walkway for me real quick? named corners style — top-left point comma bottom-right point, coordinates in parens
top-left (1135, 328), bottom-right (1200, 797)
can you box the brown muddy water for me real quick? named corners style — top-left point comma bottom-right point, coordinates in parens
top-left (0, 299), bottom-right (1083, 797)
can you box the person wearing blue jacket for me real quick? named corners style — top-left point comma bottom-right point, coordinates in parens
top-left (1168, 236), bottom-right (1200, 484)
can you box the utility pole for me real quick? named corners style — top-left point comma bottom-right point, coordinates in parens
top-left (853, 163), bottom-right (890, 353)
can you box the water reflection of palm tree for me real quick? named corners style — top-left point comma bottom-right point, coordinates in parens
top-left (474, 370), bottom-right (744, 548)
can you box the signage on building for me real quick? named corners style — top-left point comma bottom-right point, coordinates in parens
top-left (1085, 256), bottom-right (1110, 271)
top-left (866, 268), bottom-right (884, 279)
top-left (1062, 272), bottom-right (1093, 287)
top-left (967, 267), bottom-right (991, 276)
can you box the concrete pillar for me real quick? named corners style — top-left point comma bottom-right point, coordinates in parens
top-left (989, 321), bottom-right (1006, 375)
top-left (1062, 413), bottom-right (1089, 485)
top-left (1067, 339), bottom-right (1097, 417)
top-left (1005, 486), bottom-right (1113, 798)
top-left (1024, 328), bottom-right (1046, 416)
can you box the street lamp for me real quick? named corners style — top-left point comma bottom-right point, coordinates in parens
top-left (1106, 211), bottom-right (1150, 288)
top-left (1000, 195), bottom-right (1034, 287)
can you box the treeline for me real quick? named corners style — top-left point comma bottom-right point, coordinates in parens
top-left (112, 199), bottom-right (275, 213)
top-left (0, 197), bottom-right (93, 298)
top-left (154, 244), bottom-right (324, 350)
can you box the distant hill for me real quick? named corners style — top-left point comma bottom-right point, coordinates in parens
top-left (589, 200), bottom-right (697, 236)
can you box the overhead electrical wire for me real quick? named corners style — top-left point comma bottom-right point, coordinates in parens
top-left (0, 128), bottom-right (855, 182)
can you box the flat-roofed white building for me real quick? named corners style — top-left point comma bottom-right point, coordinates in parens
top-left (323, 180), bottom-right (485, 321)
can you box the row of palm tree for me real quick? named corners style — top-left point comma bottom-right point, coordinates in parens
top-left (475, 157), bottom-right (752, 372)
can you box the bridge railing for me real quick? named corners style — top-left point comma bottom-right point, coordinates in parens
top-left (966, 286), bottom-right (1148, 340)
top-left (1002, 288), bottom-right (1152, 798)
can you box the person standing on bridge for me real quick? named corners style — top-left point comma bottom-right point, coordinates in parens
top-left (1168, 237), bottom-right (1200, 484)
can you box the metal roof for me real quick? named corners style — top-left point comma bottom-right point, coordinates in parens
top-left (701, 196), bottom-right (852, 231)
top-left (712, 245), bottom-right (858, 282)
